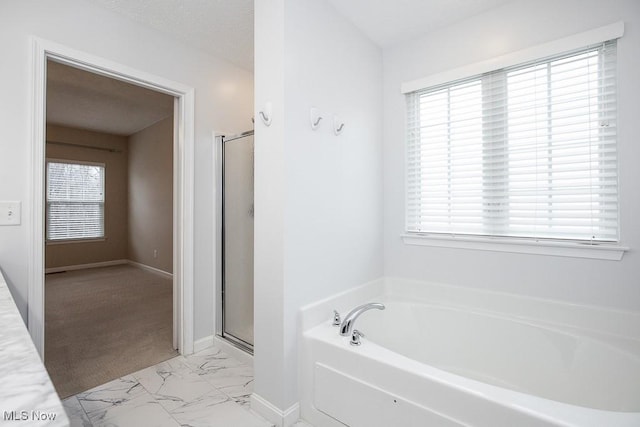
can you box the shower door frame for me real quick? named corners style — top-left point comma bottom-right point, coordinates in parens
top-left (215, 131), bottom-right (255, 355)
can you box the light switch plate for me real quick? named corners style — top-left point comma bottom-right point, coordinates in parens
top-left (0, 201), bottom-right (21, 225)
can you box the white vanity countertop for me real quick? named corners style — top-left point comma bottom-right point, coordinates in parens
top-left (0, 271), bottom-right (69, 426)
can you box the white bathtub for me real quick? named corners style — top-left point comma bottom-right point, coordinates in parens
top-left (299, 279), bottom-right (640, 427)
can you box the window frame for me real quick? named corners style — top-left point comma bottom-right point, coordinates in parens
top-left (401, 23), bottom-right (627, 260)
top-left (45, 158), bottom-right (106, 244)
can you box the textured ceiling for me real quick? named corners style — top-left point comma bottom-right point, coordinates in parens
top-left (85, 0), bottom-right (254, 70)
top-left (326, 0), bottom-right (513, 48)
top-left (47, 60), bottom-right (174, 136)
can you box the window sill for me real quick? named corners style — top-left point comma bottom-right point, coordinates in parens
top-left (401, 234), bottom-right (628, 261)
top-left (46, 238), bottom-right (106, 246)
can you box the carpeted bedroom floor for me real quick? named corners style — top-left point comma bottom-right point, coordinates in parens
top-left (44, 264), bottom-right (177, 399)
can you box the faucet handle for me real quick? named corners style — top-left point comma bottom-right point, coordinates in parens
top-left (332, 310), bottom-right (341, 326)
top-left (350, 329), bottom-right (365, 346)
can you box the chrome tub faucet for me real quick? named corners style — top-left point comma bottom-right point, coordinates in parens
top-left (339, 302), bottom-right (385, 336)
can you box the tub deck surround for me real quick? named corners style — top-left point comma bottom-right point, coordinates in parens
top-left (298, 278), bottom-right (640, 427)
top-left (0, 271), bottom-right (69, 426)
top-left (298, 278), bottom-right (386, 333)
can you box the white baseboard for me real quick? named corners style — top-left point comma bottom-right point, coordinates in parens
top-left (193, 335), bottom-right (214, 353)
top-left (45, 259), bottom-right (128, 274)
top-left (44, 259), bottom-right (174, 280)
top-left (127, 260), bottom-right (173, 279)
top-left (213, 336), bottom-right (253, 366)
top-left (251, 393), bottom-right (300, 427)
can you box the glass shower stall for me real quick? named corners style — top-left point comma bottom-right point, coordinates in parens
top-left (217, 131), bottom-right (254, 352)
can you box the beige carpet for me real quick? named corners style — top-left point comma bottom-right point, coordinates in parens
top-left (45, 264), bottom-right (177, 398)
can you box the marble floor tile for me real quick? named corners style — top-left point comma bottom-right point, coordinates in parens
top-left (229, 393), bottom-right (251, 409)
top-left (76, 376), bottom-right (145, 415)
top-left (183, 347), bottom-right (244, 374)
top-left (62, 396), bottom-right (91, 427)
top-left (94, 400), bottom-right (180, 427)
top-left (64, 346), bottom-right (286, 427)
top-left (133, 358), bottom-right (218, 412)
top-left (198, 365), bottom-right (254, 390)
top-left (76, 376), bottom-right (154, 424)
top-left (219, 377), bottom-right (254, 396)
top-left (170, 397), bottom-right (271, 427)
top-left (85, 392), bottom-right (161, 425)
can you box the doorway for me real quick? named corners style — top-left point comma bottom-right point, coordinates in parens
top-left (42, 58), bottom-right (180, 397)
top-left (29, 38), bottom-right (195, 368)
top-left (218, 132), bottom-right (255, 353)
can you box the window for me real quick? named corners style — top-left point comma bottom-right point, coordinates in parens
top-left (46, 160), bottom-right (105, 241)
top-left (406, 40), bottom-right (618, 243)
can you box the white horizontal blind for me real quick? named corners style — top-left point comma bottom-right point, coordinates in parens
top-left (46, 161), bottom-right (105, 241)
top-left (406, 40), bottom-right (618, 242)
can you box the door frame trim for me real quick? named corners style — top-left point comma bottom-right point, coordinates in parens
top-left (28, 36), bottom-right (195, 357)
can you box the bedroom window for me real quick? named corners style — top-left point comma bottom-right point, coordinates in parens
top-left (405, 40), bottom-right (618, 243)
top-left (46, 160), bottom-right (105, 241)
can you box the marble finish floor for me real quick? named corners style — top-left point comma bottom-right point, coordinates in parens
top-left (61, 346), bottom-right (282, 427)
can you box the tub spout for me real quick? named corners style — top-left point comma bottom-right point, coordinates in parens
top-left (339, 302), bottom-right (385, 336)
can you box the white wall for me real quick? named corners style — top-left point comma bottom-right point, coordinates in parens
top-left (254, 0), bottom-right (383, 414)
top-left (0, 0), bottom-right (254, 341)
top-left (383, 0), bottom-right (640, 311)
top-left (254, 0), bottom-right (287, 413)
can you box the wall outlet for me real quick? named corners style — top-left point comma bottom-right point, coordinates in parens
top-left (0, 201), bottom-right (21, 226)
top-left (153, 249), bottom-right (158, 258)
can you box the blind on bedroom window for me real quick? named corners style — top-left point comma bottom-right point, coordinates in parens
top-left (406, 40), bottom-right (618, 242)
top-left (46, 161), bottom-right (105, 241)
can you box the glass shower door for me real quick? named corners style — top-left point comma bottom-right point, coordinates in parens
top-left (222, 133), bottom-right (254, 348)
